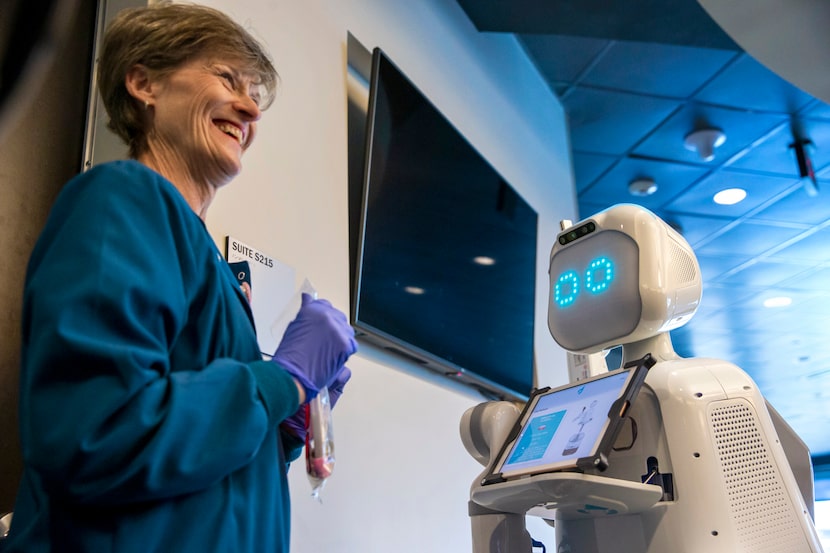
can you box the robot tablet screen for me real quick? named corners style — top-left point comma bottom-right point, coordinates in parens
top-left (486, 354), bottom-right (654, 482)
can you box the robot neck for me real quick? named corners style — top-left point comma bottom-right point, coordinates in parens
top-left (621, 332), bottom-right (679, 365)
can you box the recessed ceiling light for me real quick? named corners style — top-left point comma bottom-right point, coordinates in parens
top-left (403, 286), bottom-right (425, 295)
top-left (763, 296), bottom-right (792, 308)
top-left (473, 256), bottom-right (496, 266)
top-left (713, 187), bottom-right (746, 205)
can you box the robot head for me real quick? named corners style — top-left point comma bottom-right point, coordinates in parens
top-left (548, 204), bottom-right (701, 353)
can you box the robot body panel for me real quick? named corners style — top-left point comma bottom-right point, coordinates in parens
top-left (554, 358), bottom-right (821, 552)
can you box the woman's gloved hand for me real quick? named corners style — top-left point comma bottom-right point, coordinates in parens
top-left (280, 366), bottom-right (351, 439)
top-left (326, 365), bottom-right (352, 407)
top-left (272, 294), bottom-right (357, 402)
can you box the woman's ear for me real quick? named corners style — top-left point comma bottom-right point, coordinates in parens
top-left (124, 64), bottom-right (155, 108)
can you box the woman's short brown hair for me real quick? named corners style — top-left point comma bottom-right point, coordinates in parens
top-left (97, 2), bottom-right (278, 158)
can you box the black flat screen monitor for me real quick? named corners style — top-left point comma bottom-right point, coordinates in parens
top-left (352, 47), bottom-right (538, 401)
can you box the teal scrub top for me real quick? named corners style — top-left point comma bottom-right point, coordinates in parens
top-left (5, 160), bottom-right (303, 552)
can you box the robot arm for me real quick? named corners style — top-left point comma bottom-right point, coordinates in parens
top-left (460, 402), bottom-right (534, 552)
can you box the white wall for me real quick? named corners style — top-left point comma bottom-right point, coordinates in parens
top-left (198, 0), bottom-right (576, 550)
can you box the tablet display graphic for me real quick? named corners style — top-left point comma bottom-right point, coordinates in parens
top-left (507, 410), bottom-right (566, 464)
top-left (498, 369), bottom-right (633, 476)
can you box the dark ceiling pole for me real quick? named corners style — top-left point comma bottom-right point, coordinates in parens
top-left (790, 137), bottom-right (818, 197)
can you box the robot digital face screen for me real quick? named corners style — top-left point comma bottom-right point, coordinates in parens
top-left (548, 229), bottom-right (642, 352)
top-left (495, 368), bottom-right (635, 478)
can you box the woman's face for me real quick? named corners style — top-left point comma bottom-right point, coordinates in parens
top-left (147, 56), bottom-right (263, 186)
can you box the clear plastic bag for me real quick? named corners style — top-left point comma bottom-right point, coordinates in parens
top-left (274, 279), bottom-right (337, 500)
top-left (305, 384), bottom-right (335, 500)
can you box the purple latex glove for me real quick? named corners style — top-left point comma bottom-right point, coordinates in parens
top-left (272, 293), bottom-right (357, 402)
top-left (327, 365), bottom-right (352, 406)
top-left (280, 366), bottom-right (351, 440)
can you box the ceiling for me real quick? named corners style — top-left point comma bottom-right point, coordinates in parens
top-left (455, 0), bottom-right (830, 462)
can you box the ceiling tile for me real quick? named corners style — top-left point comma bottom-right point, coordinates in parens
top-left (699, 282), bottom-right (760, 310)
top-left (634, 103), bottom-right (788, 165)
top-left (695, 221), bottom-right (810, 258)
top-left (519, 34), bottom-right (608, 83)
top-left (752, 185), bottom-right (830, 226)
top-left (571, 151), bottom-right (618, 192)
top-left (693, 53), bottom-right (815, 113)
top-left (665, 169), bottom-right (797, 218)
top-left (716, 258), bottom-right (818, 287)
top-left (563, 87), bottom-right (680, 154)
top-left (662, 212), bottom-right (733, 247)
top-left (552, 82), bottom-right (571, 97)
top-left (677, 314), bottom-right (763, 352)
top-left (581, 42), bottom-right (736, 98)
top-left (768, 225), bottom-right (830, 263)
top-left (707, 301), bottom-right (804, 335)
top-left (785, 300), bottom-right (830, 331)
top-left (727, 118), bottom-right (830, 176)
top-left (576, 201), bottom-right (610, 220)
top-left (579, 156), bottom-right (707, 208)
top-left (696, 254), bottom-right (753, 282)
top-left (777, 266), bottom-right (830, 291)
top-left (671, 325), bottom-right (734, 357)
top-left (800, 98), bottom-right (830, 121)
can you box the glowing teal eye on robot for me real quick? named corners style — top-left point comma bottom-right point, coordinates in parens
top-left (553, 257), bottom-right (616, 308)
top-left (555, 270), bottom-right (580, 307)
top-left (586, 257), bottom-right (614, 294)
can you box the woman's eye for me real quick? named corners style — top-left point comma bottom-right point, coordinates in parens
top-left (218, 71), bottom-right (235, 87)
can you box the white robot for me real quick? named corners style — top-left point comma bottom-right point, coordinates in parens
top-left (461, 203), bottom-right (824, 553)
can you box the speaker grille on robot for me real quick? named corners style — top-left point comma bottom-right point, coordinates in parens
top-left (710, 399), bottom-right (807, 552)
top-left (669, 239), bottom-right (696, 284)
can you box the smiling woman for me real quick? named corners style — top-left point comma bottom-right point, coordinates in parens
top-left (96, 3), bottom-right (277, 157)
top-left (124, 55), bottom-right (264, 209)
top-left (94, 3), bottom-right (278, 215)
top-left (3, 4), bottom-right (357, 553)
